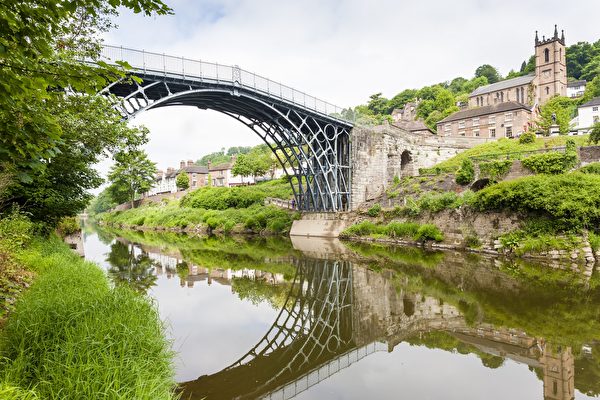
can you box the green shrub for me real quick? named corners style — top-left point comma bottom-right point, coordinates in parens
top-left (521, 151), bottom-right (578, 174)
top-left (579, 162), bottom-right (600, 175)
top-left (56, 216), bottom-right (80, 237)
top-left (341, 221), bottom-right (381, 237)
top-left (419, 192), bottom-right (461, 213)
top-left (518, 131), bottom-right (536, 144)
top-left (384, 222), bottom-right (420, 238)
top-left (392, 175), bottom-right (400, 185)
top-left (478, 159), bottom-right (513, 181)
top-left (470, 173), bottom-right (600, 230)
top-left (0, 211), bottom-right (34, 251)
top-left (464, 235), bottom-right (482, 248)
top-left (367, 203), bottom-right (382, 217)
top-left (413, 224), bottom-right (444, 242)
top-left (455, 159), bottom-right (475, 185)
top-left (589, 231), bottom-right (600, 253)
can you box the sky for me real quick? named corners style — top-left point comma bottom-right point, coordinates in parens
top-left (97, 0), bottom-right (600, 180)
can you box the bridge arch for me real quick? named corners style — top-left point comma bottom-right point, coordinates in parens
top-left (98, 45), bottom-right (353, 212)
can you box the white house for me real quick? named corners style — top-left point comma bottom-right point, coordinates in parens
top-left (567, 80), bottom-right (586, 98)
top-left (147, 168), bottom-right (178, 196)
top-left (573, 97), bottom-right (600, 133)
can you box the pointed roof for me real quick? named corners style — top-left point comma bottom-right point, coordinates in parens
top-left (469, 74), bottom-right (535, 97)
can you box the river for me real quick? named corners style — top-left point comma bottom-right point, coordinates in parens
top-left (81, 223), bottom-right (600, 400)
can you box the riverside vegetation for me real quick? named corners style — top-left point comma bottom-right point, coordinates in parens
top-left (342, 136), bottom-right (600, 263)
top-left (96, 178), bottom-right (299, 234)
top-left (0, 212), bottom-right (177, 400)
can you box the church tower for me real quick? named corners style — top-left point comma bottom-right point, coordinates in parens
top-left (535, 25), bottom-right (567, 105)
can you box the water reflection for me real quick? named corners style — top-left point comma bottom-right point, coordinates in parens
top-left (85, 225), bottom-right (600, 400)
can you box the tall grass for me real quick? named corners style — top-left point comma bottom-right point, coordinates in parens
top-left (0, 237), bottom-right (177, 400)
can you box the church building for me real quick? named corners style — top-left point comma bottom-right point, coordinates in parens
top-left (437, 26), bottom-right (567, 138)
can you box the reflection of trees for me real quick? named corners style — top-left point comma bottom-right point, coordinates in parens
top-left (106, 241), bottom-right (158, 294)
top-left (231, 277), bottom-right (290, 309)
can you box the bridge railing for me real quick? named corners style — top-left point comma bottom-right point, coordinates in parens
top-left (99, 45), bottom-right (353, 124)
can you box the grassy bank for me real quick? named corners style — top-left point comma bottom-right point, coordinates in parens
top-left (420, 135), bottom-right (590, 174)
top-left (0, 216), bottom-right (177, 399)
top-left (97, 179), bottom-right (299, 234)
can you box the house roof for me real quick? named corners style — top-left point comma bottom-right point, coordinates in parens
top-left (437, 101), bottom-right (531, 124)
top-left (209, 163), bottom-right (232, 172)
top-left (181, 165), bottom-right (208, 174)
top-left (393, 119), bottom-right (434, 134)
top-left (567, 80), bottom-right (586, 87)
top-left (469, 74), bottom-right (535, 97)
top-left (580, 97), bottom-right (600, 108)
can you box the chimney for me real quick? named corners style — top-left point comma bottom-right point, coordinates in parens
top-left (180, 160), bottom-right (185, 169)
top-left (167, 167), bottom-right (174, 174)
top-left (187, 159), bottom-right (194, 167)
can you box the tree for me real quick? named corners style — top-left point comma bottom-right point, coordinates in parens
top-left (475, 64), bottom-right (502, 84)
top-left (537, 96), bottom-right (578, 134)
top-left (589, 123), bottom-right (600, 145)
top-left (5, 95), bottom-right (149, 226)
top-left (367, 93), bottom-right (390, 115)
top-left (231, 154), bottom-right (253, 183)
top-left (176, 171), bottom-right (189, 190)
top-left (108, 150), bottom-right (157, 208)
top-left (88, 188), bottom-right (116, 215)
top-left (0, 0), bottom-right (171, 181)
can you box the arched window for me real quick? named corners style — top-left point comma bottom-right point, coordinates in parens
top-left (476, 97), bottom-right (480, 107)
top-left (501, 92), bottom-right (504, 102)
top-left (546, 86), bottom-right (550, 95)
top-left (544, 48), bottom-right (550, 63)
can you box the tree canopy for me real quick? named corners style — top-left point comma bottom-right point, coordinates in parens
top-left (475, 64), bottom-right (502, 84)
top-left (108, 150), bottom-right (157, 207)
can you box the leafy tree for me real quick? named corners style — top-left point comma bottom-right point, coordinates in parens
top-left (176, 171), bottom-right (189, 190)
top-left (581, 75), bottom-right (600, 103)
top-left (537, 96), bottom-right (578, 134)
top-left (0, 0), bottom-right (171, 180)
top-left (227, 146), bottom-right (252, 156)
top-left (387, 89), bottom-right (418, 111)
top-left (108, 150), bottom-right (157, 207)
top-left (475, 64), bottom-right (502, 84)
top-left (231, 154), bottom-right (253, 183)
top-left (197, 150), bottom-right (230, 166)
top-left (5, 96), bottom-right (149, 226)
top-left (367, 93), bottom-right (390, 115)
top-left (589, 123), bottom-right (600, 145)
top-left (88, 188), bottom-right (116, 215)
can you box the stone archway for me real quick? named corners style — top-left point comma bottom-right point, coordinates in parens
top-left (400, 150), bottom-right (413, 176)
top-left (471, 178), bottom-right (491, 192)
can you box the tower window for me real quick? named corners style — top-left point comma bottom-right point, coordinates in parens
top-left (546, 87), bottom-right (550, 95)
top-left (544, 48), bottom-right (550, 63)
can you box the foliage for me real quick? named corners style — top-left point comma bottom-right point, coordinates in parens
top-left (475, 64), bottom-right (502, 84)
top-left (566, 39), bottom-right (600, 81)
top-left (175, 171), bottom-right (189, 190)
top-left (98, 202), bottom-right (296, 235)
top-left (181, 178), bottom-right (293, 210)
top-left (455, 159), bottom-right (475, 185)
top-left (0, 210), bottom-right (34, 251)
top-left (518, 131), bottom-right (536, 144)
top-left (367, 203), bottom-right (381, 217)
top-left (0, 237), bottom-right (176, 399)
top-left (589, 122), bottom-right (600, 144)
top-left (341, 220), bottom-right (444, 243)
top-left (196, 149), bottom-right (231, 167)
top-left (537, 96), bottom-right (578, 134)
top-left (470, 172), bottom-right (600, 230)
top-left (108, 149), bottom-right (157, 207)
top-left (413, 224), bottom-right (444, 242)
top-left (5, 96), bottom-right (149, 228)
top-left (428, 136), bottom-right (589, 172)
top-left (87, 187), bottom-right (117, 215)
top-left (521, 150), bottom-right (578, 175)
top-left (56, 217), bottom-right (80, 237)
top-left (579, 162), bottom-right (600, 174)
top-left (498, 228), bottom-right (581, 256)
top-left (478, 160), bottom-right (512, 181)
top-left (418, 191), bottom-right (463, 213)
top-left (0, 0), bottom-right (171, 181)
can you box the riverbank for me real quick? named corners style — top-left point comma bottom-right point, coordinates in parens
top-left (0, 215), bottom-right (178, 399)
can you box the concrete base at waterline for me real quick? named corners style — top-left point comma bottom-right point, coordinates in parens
top-left (289, 213), bottom-right (353, 238)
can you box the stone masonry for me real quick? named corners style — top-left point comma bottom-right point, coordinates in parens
top-left (350, 124), bottom-right (495, 209)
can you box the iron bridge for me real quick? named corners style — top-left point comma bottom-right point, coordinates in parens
top-left (98, 45), bottom-right (354, 212)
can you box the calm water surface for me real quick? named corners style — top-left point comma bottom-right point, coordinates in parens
top-left (82, 224), bottom-right (600, 400)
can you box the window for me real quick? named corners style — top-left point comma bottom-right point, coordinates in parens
top-left (504, 112), bottom-right (513, 122)
top-left (488, 116), bottom-right (496, 125)
top-left (544, 48), bottom-right (550, 63)
top-left (546, 86), bottom-right (550, 95)
top-left (459, 131), bottom-right (465, 137)
top-left (490, 128), bottom-right (496, 138)
top-left (505, 126), bottom-right (513, 137)
top-left (458, 120), bottom-right (465, 129)
top-left (444, 124), bottom-right (451, 132)
top-left (593, 106), bottom-right (599, 112)
top-left (472, 117), bottom-right (479, 126)
top-left (476, 97), bottom-right (480, 107)
top-left (500, 92), bottom-right (504, 102)
top-left (473, 129), bottom-right (480, 137)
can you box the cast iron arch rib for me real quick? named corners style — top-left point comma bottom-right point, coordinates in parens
top-left (97, 45), bottom-right (353, 212)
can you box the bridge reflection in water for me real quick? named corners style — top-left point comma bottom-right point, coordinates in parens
top-left (178, 255), bottom-right (576, 400)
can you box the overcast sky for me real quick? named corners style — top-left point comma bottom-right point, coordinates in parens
top-left (97, 0), bottom-right (600, 180)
